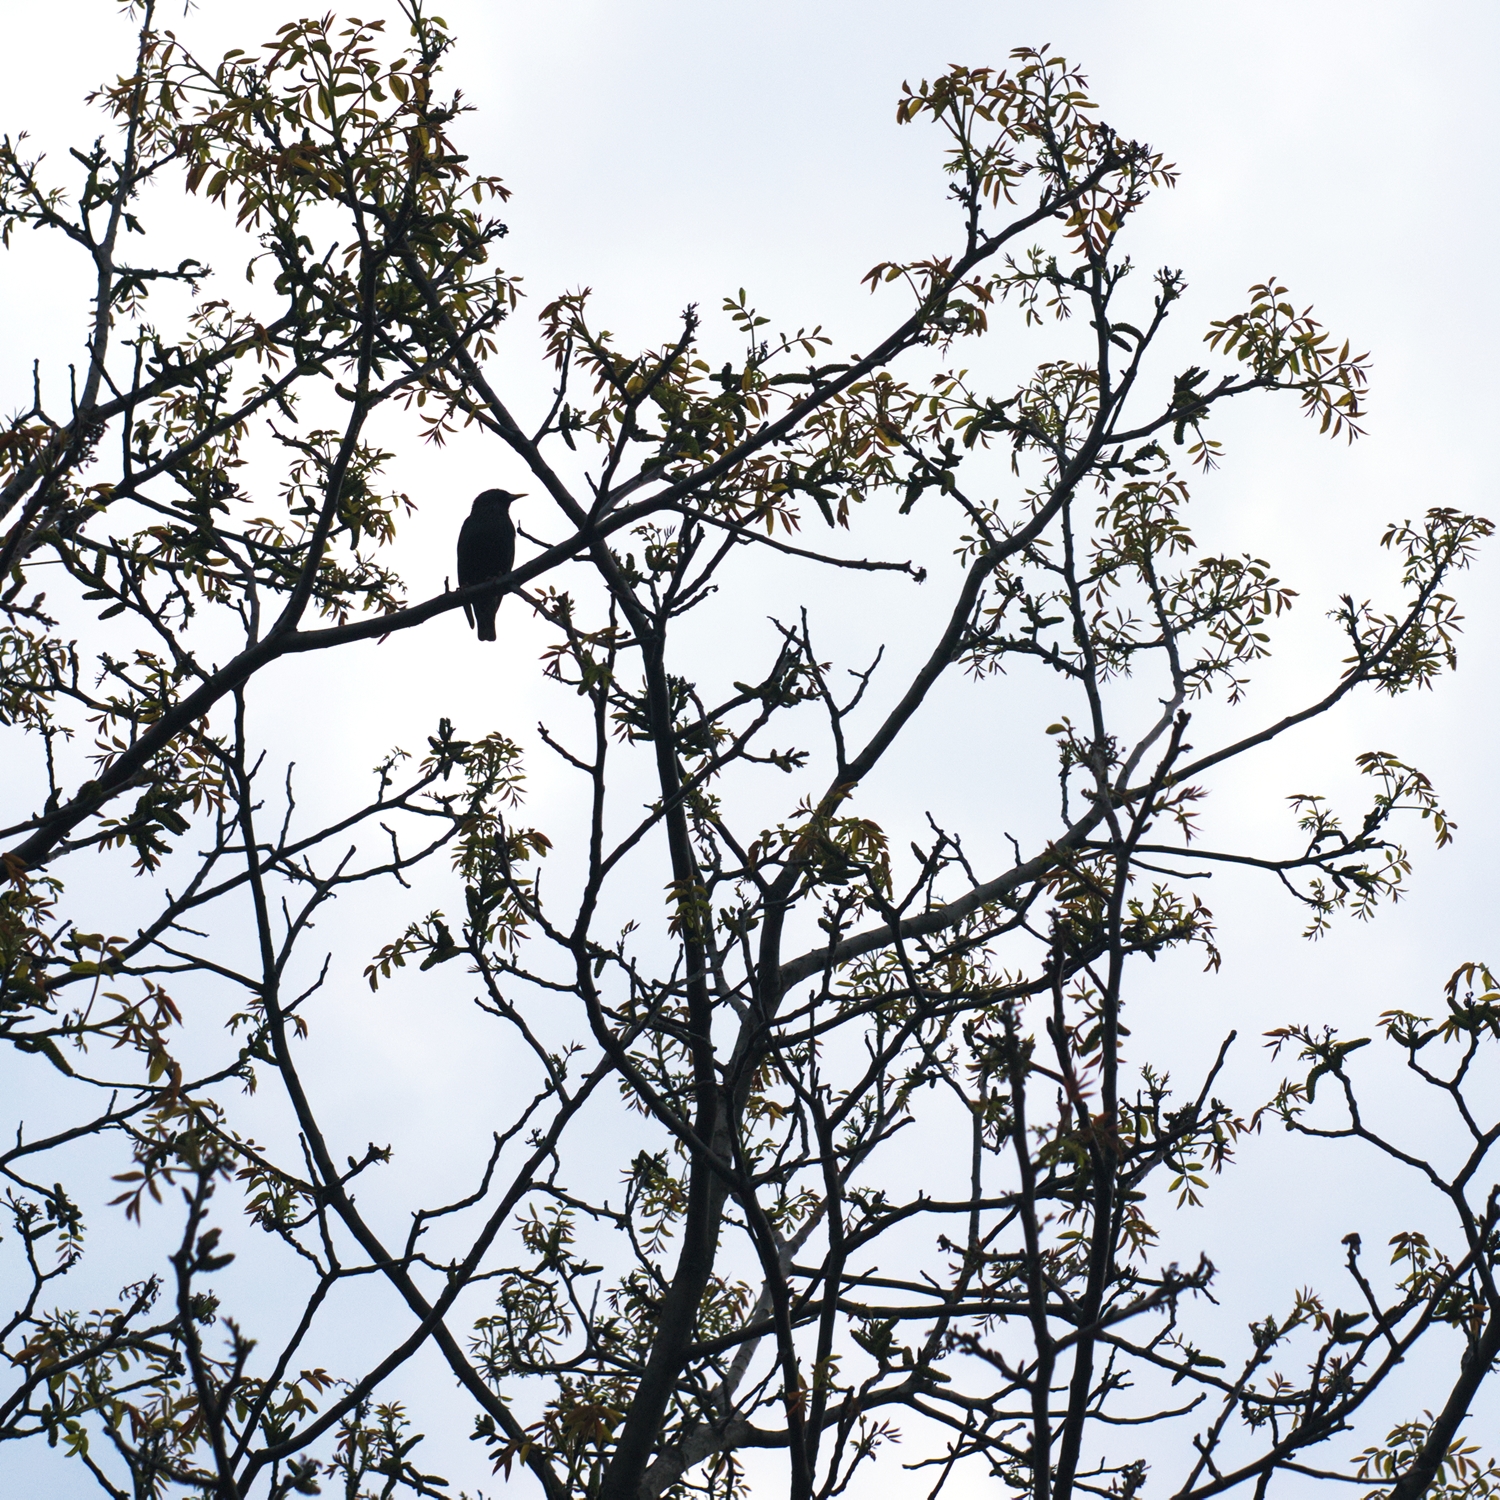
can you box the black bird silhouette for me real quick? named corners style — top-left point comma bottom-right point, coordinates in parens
top-left (456, 489), bottom-right (518, 641)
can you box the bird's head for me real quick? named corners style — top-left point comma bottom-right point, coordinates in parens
top-left (473, 488), bottom-right (522, 511)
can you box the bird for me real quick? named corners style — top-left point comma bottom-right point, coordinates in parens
top-left (456, 489), bottom-right (519, 641)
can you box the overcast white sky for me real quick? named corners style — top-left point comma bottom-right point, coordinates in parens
top-left (3, 2), bottom-right (1500, 1494)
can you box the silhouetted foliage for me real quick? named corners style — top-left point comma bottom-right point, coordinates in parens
top-left (2, 6), bottom-right (1497, 1499)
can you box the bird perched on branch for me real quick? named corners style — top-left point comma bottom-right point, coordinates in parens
top-left (456, 489), bottom-right (519, 641)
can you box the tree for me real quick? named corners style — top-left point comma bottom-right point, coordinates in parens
top-left (2, 6), bottom-right (1497, 1498)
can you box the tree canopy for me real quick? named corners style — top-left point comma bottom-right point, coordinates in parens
top-left (2, 6), bottom-right (1498, 1499)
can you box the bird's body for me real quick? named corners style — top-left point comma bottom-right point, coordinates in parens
top-left (456, 489), bottom-right (518, 641)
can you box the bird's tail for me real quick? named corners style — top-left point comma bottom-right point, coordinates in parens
top-left (476, 600), bottom-right (499, 642)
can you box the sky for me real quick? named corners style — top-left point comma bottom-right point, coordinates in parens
top-left (3, 1), bottom-right (1499, 1495)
